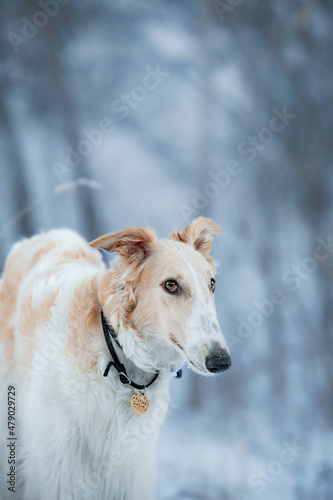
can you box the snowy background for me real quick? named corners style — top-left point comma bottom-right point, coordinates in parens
top-left (1, 1), bottom-right (333, 499)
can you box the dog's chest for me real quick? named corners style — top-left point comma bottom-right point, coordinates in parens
top-left (71, 382), bottom-right (170, 499)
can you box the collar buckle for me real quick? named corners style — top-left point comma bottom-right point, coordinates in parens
top-left (119, 372), bottom-right (131, 384)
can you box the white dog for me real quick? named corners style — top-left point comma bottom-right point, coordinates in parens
top-left (0, 217), bottom-right (230, 500)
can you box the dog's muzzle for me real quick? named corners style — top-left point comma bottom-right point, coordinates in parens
top-left (205, 345), bottom-right (231, 373)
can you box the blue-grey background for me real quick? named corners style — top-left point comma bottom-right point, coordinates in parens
top-left (1, 1), bottom-right (333, 499)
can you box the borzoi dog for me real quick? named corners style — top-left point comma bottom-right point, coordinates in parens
top-left (0, 217), bottom-right (230, 500)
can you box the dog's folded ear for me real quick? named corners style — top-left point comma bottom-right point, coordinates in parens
top-left (90, 228), bottom-right (156, 262)
top-left (170, 217), bottom-right (221, 262)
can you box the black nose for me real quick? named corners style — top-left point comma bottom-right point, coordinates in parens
top-left (205, 347), bottom-right (231, 373)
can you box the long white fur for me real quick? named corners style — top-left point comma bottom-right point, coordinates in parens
top-left (0, 225), bottom-right (228, 500)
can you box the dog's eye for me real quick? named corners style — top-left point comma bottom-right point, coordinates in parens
top-left (164, 280), bottom-right (178, 293)
top-left (210, 278), bottom-right (216, 293)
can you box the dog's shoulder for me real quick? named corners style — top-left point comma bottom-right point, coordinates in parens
top-left (0, 229), bottom-right (103, 374)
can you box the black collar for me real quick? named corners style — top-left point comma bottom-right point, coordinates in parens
top-left (101, 311), bottom-right (160, 391)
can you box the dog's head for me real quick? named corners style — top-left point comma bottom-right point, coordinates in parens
top-left (90, 217), bottom-right (230, 376)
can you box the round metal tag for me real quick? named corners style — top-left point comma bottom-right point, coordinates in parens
top-left (130, 392), bottom-right (149, 414)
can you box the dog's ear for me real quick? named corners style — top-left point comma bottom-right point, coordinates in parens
top-left (170, 217), bottom-right (221, 261)
top-left (90, 227), bottom-right (156, 262)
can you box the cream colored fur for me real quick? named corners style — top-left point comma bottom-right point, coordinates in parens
top-left (0, 218), bottom-right (229, 500)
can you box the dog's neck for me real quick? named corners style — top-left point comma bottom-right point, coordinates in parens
top-left (102, 313), bottom-right (162, 387)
